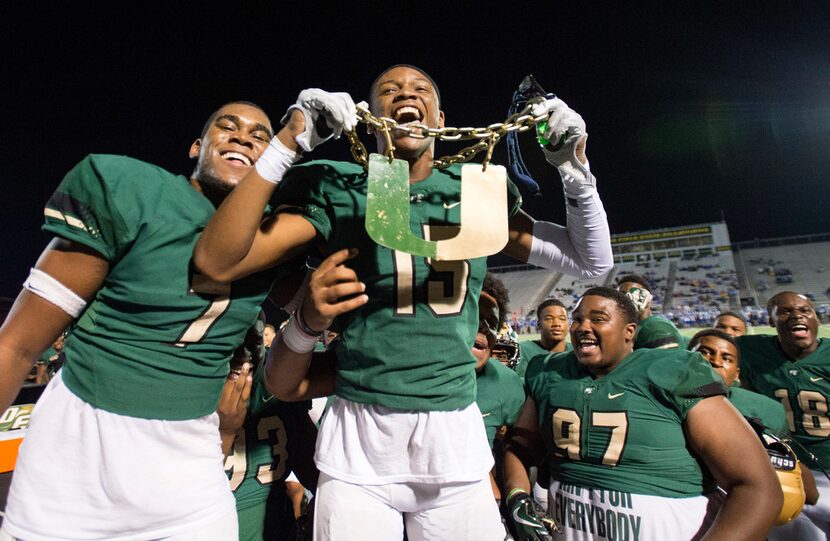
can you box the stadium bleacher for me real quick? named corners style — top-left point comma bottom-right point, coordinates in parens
top-left (490, 225), bottom-right (830, 330)
top-left (733, 238), bottom-right (830, 310)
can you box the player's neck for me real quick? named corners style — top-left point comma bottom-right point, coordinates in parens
top-left (541, 337), bottom-right (567, 352)
top-left (404, 151), bottom-right (435, 184)
top-left (188, 177), bottom-right (227, 208)
top-left (778, 337), bottom-right (819, 361)
top-left (376, 138), bottom-right (435, 183)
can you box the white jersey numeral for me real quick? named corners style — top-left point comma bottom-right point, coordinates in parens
top-left (393, 225), bottom-right (469, 317)
top-left (775, 388), bottom-right (830, 437)
top-left (775, 389), bottom-right (797, 433)
top-left (176, 273), bottom-right (232, 346)
top-left (224, 415), bottom-right (289, 492)
top-left (256, 416), bottom-right (288, 484)
top-left (551, 409), bottom-right (630, 466)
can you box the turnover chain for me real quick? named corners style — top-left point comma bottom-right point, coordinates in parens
top-left (345, 97), bottom-right (550, 170)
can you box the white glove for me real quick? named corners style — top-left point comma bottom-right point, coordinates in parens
top-left (531, 98), bottom-right (593, 189)
top-left (281, 89), bottom-right (357, 152)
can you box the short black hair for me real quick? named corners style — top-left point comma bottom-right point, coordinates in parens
top-left (687, 328), bottom-right (740, 361)
top-left (482, 273), bottom-right (510, 327)
top-left (580, 287), bottom-right (639, 325)
top-left (369, 64), bottom-right (441, 109)
top-left (766, 291), bottom-right (813, 315)
top-left (537, 298), bottom-right (566, 316)
top-left (715, 311), bottom-right (746, 324)
top-left (199, 100), bottom-right (267, 138)
top-left (616, 274), bottom-right (649, 291)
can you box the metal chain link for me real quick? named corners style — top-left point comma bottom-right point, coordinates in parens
top-left (346, 97), bottom-right (549, 170)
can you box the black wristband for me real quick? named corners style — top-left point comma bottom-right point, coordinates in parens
top-left (295, 305), bottom-right (324, 337)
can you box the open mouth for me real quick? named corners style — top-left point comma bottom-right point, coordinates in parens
top-left (221, 150), bottom-right (253, 167)
top-left (393, 105), bottom-right (423, 126)
top-left (575, 336), bottom-right (599, 354)
top-left (789, 324), bottom-right (810, 339)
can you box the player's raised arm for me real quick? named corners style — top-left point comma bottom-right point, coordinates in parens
top-left (194, 90), bottom-right (358, 282)
top-left (0, 238), bottom-right (108, 412)
top-left (686, 396), bottom-right (782, 540)
top-left (504, 98), bottom-right (613, 278)
top-left (264, 248), bottom-right (367, 402)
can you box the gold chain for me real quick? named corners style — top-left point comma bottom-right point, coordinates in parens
top-left (345, 97), bottom-right (549, 170)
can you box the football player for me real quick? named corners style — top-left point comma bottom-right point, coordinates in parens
top-left (515, 299), bottom-right (571, 380)
top-left (714, 310), bottom-right (748, 337)
top-left (0, 102), bottom-right (290, 540)
top-left (616, 273), bottom-right (684, 349)
top-left (475, 274), bottom-right (526, 452)
top-left (503, 287), bottom-right (782, 540)
top-left (689, 329), bottom-right (788, 435)
top-left (218, 314), bottom-right (319, 541)
top-left (737, 291), bottom-right (830, 540)
top-left (194, 65), bottom-right (613, 540)
top-left (688, 328), bottom-right (818, 532)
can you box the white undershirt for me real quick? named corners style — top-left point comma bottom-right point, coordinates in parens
top-left (315, 397), bottom-right (494, 485)
top-left (3, 372), bottom-right (234, 541)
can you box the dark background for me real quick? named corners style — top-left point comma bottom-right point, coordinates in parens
top-left (2, 2), bottom-right (828, 298)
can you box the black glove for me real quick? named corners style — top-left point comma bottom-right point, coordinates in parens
top-left (506, 490), bottom-right (556, 541)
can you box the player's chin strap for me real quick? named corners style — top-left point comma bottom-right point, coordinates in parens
top-left (506, 75), bottom-right (556, 198)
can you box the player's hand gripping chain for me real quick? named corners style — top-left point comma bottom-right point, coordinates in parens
top-left (531, 98), bottom-right (593, 188)
top-left (281, 89), bottom-right (359, 152)
top-left (346, 97), bottom-right (583, 171)
top-left (506, 489), bottom-right (558, 541)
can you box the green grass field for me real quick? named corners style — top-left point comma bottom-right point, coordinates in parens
top-left (517, 325), bottom-right (830, 343)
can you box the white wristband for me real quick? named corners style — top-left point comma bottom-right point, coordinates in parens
top-left (23, 268), bottom-right (87, 318)
top-left (279, 317), bottom-right (319, 354)
top-left (255, 137), bottom-right (299, 184)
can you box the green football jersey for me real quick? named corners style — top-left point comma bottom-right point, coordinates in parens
top-left (516, 340), bottom-right (571, 380)
top-left (737, 335), bottom-right (830, 468)
top-left (728, 385), bottom-right (789, 437)
top-left (526, 348), bottom-right (727, 497)
top-left (277, 160), bottom-right (519, 411)
top-left (43, 155), bottom-right (278, 419)
top-left (225, 365), bottom-right (310, 540)
top-left (634, 315), bottom-right (684, 350)
top-left (476, 358), bottom-right (526, 448)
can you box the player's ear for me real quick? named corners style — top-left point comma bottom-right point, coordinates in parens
top-left (189, 139), bottom-right (202, 159)
top-left (624, 323), bottom-right (637, 342)
top-left (438, 110), bottom-right (445, 129)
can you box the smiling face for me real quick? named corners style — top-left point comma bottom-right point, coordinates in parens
top-left (770, 292), bottom-right (819, 359)
top-left (692, 334), bottom-right (740, 386)
top-left (189, 102), bottom-right (273, 193)
top-left (539, 304), bottom-right (569, 350)
top-left (473, 291), bottom-right (500, 372)
top-left (570, 295), bottom-right (637, 377)
top-left (369, 66), bottom-right (444, 160)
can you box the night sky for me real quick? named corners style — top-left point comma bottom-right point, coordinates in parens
top-left (2, 3), bottom-right (829, 298)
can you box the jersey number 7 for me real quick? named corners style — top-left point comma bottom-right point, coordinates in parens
top-left (175, 271), bottom-right (232, 346)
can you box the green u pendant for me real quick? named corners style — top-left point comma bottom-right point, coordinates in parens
top-left (365, 153), bottom-right (509, 260)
